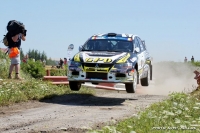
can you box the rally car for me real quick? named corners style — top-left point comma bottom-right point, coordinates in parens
top-left (67, 33), bottom-right (153, 93)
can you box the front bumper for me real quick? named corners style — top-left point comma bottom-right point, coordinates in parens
top-left (67, 71), bottom-right (134, 83)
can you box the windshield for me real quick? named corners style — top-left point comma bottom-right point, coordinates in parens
top-left (82, 39), bottom-right (133, 52)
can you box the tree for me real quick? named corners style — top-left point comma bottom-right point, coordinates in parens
top-left (25, 49), bottom-right (56, 65)
top-left (20, 48), bottom-right (24, 60)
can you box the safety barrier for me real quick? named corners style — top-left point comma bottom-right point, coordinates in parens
top-left (43, 70), bottom-right (125, 91)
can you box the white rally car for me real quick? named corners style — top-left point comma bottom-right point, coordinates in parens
top-left (67, 33), bottom-right (153, 93)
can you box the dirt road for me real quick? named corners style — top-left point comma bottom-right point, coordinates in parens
top-left (0, 62), bottom-right (197, 133)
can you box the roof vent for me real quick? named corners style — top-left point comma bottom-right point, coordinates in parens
top-left (107, 33), bottom-right (117, 37)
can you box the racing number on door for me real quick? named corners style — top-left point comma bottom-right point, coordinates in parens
top-left (85, 57), bottom-right (112, 63)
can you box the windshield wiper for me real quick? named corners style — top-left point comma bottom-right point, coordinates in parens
top-left (81, 49), bottom-right (93, 51)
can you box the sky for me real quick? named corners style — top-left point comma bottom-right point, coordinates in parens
top-left (0, 0), bottom-right (200, 62)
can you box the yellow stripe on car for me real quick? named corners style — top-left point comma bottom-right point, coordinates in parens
top-left (74, 53), bottom-right (80, 62)
top-left (116, 53), bottom-right (130, 63)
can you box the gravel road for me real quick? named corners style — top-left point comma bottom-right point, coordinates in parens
top-left (0, 62), bottom-right (197, 133)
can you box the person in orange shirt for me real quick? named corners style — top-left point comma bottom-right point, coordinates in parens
top-left (7, 28), bottom-right (26, 79)
top-left (7, 33), bottom-right (26, 79)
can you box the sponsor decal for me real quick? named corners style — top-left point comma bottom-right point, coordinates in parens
top-left (69, 67), bottom-right (77, 71)
top-left (69, 66), bottom-right (82, 71)
top-left (85, 57), bottom-right (112, 63)
top-left (130, 57), bottom-right (137, 62)
top-left (85, 67), bottom-right (109, 72)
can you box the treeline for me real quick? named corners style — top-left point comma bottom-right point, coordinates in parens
top-left (20, 48), bottom-right (56, 66)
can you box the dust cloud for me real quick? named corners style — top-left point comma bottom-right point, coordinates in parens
top-left (136, 62), bottom-right (198, 95)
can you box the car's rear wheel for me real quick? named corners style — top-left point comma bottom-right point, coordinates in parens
top-left (69, 81), bottom-right (81, 91)
top-left (125, 68), bottom-right (137, 93)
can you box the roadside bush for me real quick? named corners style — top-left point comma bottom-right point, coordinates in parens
top-left (49, 69), bottom-right (67, 76)
top-left (21, 59), bottom-right (45, 79)
top-left (48, 64), bottom-right (68, 76)
top-left (192, 61), bottom-right (200, 67)
top-left (0, 50), bottom-right (10, 79)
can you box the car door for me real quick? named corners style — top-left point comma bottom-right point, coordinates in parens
top-left (136, 37), bottom-right (146, 70)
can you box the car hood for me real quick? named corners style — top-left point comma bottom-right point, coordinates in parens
top-left (73, 51), bottom-right (134, 64)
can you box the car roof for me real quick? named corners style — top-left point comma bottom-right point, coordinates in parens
top-left (91, 33), bottom-right (138, 39)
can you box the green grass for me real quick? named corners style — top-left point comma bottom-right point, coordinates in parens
top-left (0, 50), bottom-right (94, 106)
top-left (0, 78), bottom-right (94, 106)
top-left (87, 61), bottom-right (200, 133)
top-left (88, 92), bottom-right (200, 133)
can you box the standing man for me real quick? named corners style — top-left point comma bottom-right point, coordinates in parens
top-left (191, 56), bottom-right (194, 62)
top-left (59, 58), bottom-right (64, 69)
top-left (6, 20), bottom-right (27, 79)
top-left (184, 57), bottom-right (187, 63)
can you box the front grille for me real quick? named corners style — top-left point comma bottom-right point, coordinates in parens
top-left (116, 73), bottom-right (126, 77)
top-left (72, 72), bottom-right (79, 75)
top-left (83, 63), bottom-right (113, 72)
top-left (86, 72), bottom-right (107, 79)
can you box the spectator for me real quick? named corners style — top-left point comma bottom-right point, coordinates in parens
top-left (59, 58), bottom-right (64, 69)
top-left (22, 54), bottom-right (29, 63)
top-left (43, 59), bottom-right (46, 67)
top-left (191, 56), bottom-right (194, 62)
top-left (7, 26), bottom-right (26, 79)
top-left (64, 58), bottom-right (67, 65)
top-left (184, 57), bottom-right (187, 63)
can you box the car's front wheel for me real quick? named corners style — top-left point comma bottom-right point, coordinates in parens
top-left (150, 64), bottom-right (153, 80)
top-left (140, 66), bottom-right (150, 86)
top-left (125, 68), bottom-right (137, 93)
top-left (69, 81), bottom-right (81, 91)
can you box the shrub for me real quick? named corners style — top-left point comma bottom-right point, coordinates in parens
top-left (49, 68), bottom-right (67, 76)
top-left (192, 61), bottom-right (200, 67)
top-left (47, 64), bottom-right (68, 76)
top-left (0, 50), bottom-right (10, 79)
top-left (21, 59), bottom-right (45, 79)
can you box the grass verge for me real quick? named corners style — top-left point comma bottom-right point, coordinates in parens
top-left (88, 92), bottom-right (200, 133)
top-left (0, 78), bottom-right (94, 106)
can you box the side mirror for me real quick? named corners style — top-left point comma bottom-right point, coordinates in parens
top-left (134, 47), bottom-right (140, 53)
top-left (79, 45), bottom-right (83, 51)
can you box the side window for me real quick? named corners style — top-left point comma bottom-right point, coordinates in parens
top-left (137, 37), bottom-right (145, 52)
top-left (133, 37), bottom-right (139, 48)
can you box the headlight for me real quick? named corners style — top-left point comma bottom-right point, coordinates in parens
top-left (70, 61), bottom-right (81, 67)
top-left (114, 63), bottom-right (129, 69)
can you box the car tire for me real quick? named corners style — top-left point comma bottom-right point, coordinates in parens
top-left (137, 71), bottom-right (139, 84)
top-left (140, 69), bottom-right (149, 86)
top-left (150, 64), bottom-right (153, 80)
top-left (125, 68), bottom-right (137, 93)
top-left (69, 81), bottom-right (81, 91)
